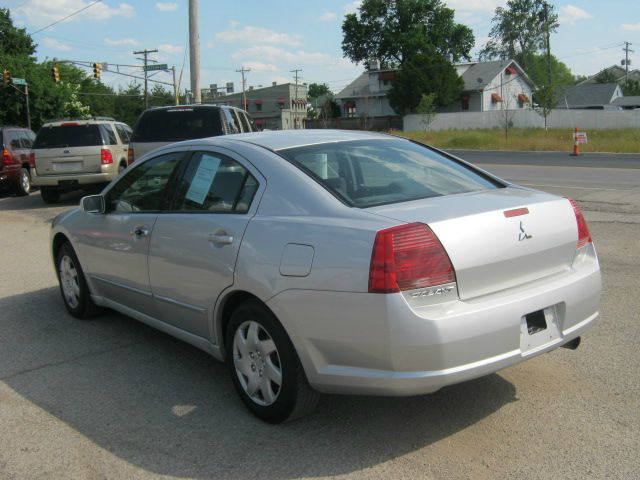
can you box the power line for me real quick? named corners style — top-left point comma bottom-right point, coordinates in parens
top-left (29, 0), bottom-right (102, 36)
top-left (133, 48), bottom-right (159, 109)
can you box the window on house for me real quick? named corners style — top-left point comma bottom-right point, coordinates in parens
top-left (461, 96), bottom-right (470, 111)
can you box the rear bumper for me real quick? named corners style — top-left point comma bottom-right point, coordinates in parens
top-left (31, 170), bottom-right (116, 187)
top-left (267, 246), bottom-right (601, 396)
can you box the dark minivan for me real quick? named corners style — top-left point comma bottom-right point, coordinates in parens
top-left (128, 105), bottom-right (255, 164)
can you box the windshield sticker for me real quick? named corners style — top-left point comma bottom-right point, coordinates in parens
top-left (185, 155), bottom-right (221, 204)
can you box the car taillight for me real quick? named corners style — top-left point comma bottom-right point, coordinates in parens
top-left (369, 222), bottom-right (455, 293)
top-left (101, 148), bottom-right (113, 165)
top-left (29, 152), bottom-right (35, 164)
top-left (2, 148), bottom-right (12, 166)
top-left (127, 147), bottom-right (134, 165)
top-left (568, 198), bottom-right (592, 249)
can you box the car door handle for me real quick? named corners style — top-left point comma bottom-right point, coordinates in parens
top-left (208, 231), bottom-right (234, 245)
top-left (131, 226), bottom-right (149, 237)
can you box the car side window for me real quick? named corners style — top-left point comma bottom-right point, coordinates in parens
top-left (106, 152), bottom-right (184, 213)
top-left (8, 131), bottom-right (22, 149)
top-left (221, 108), bottom-right (240, 134)
top-left (173, 151), bottom-right (258, 213)
top-left (100, 124), bottom-right (118, 145)
top-left (20, 130), bottom-right (35, 148)
top-left (115, 124), bottom-right (130, 144)
top-left (236, 110), bottom-right (251, 132)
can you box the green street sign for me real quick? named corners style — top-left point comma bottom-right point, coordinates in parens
top-left (12, 77), bottom-right (27, 85)
top-left (143, 63), bottom-right (168, 72)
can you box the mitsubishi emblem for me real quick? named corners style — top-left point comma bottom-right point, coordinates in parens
top-left (518, 221), bottom-right (532, 241)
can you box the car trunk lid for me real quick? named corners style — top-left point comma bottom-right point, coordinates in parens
top-left (367, 187), bottom-right (578, 300)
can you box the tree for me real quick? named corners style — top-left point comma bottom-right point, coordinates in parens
top-left (594, 69), bottom-right (617, 84)
top-left (341, 0), bottom-right (474, 68)
top-left (480, 0), bottom-right (558, 72)
top-left (0, 8), bottom-right (36, 57)
top-left (307, 83), bottom-right (331, 99)
top-left (415, 93), bottom-right (437, 130)
top-left (623, 80), bottom-right (640, 96)
top-left (528, 54), bottom-right (575, 130)
top-left (387, 51), bottom-right (463, 115)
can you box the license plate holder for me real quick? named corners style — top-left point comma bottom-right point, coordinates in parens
top-left (520, 305), bottom-right (561, 354)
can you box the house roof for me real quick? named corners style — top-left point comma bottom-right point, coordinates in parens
top-left (335, 72), bottom-right (370, 100)
top-left (613, 96), bottom-right (640, 108)
top-left (556, 83), bottom-right (621, 108)
top-left (580, 65), bottom-right (640, 85)
top-left (459, 59), bottom-right (534, 91)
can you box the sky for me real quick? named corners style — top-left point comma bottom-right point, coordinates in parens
top-left (5, 0), bottom-right (640, 95)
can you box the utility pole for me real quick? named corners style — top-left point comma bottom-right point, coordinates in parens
top-left (236, 67), bottom-right (251, 109)
top-left (171, 66), bottom-right (178, 105)
top-left (133, 48), bottom-right (158, 109)
top-left (290, 68), bottom-right (302, 102)
top-left (622, 41), bottom-right (634, 87)
top-left (290, 68), bottom-right (302, 129)
top-left (189, 0), bottom-right (201, 104)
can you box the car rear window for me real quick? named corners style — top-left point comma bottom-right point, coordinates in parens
top-left (131, 107), bottom-right (223, 142)
top-left (34, 124), bottom-right (104, 148)
top-left (278, 139), bottom-right (502, 208)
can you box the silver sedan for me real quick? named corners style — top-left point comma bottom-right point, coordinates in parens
top-left (50, 130), bottom-right (601, 423)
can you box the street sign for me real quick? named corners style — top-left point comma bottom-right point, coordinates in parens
top-left (573, 131), bottom-right (588, 144)
top-left (143, 63), bottom-right (168, 72)
top-left (12, 78), bottom-right (27, 86)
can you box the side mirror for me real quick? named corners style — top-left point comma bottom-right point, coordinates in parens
top-left (80, 194), bottom-right (105, 214)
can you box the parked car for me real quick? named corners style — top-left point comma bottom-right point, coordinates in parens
top-left (50, 130), bottom-right (601, 423)
top-left (31, 117), bottom-right (132, 204)
top-left (128, 104), bottom-right (255, 163)
top-left (0, 126), bottom-right (36, 195)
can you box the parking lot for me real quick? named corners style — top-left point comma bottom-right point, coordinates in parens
top-left (1, 155), bottom-right (639, 480)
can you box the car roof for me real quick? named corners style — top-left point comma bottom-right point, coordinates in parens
top-left (183, 129), bottom-right (394, 152)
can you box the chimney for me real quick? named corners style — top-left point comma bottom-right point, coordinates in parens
top-left (272, 81), bottom-right (277, 87)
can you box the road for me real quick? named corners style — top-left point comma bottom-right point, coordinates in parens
top-left (0, 154), bottom-right (639, 479)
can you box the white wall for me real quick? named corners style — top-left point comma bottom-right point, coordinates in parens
top-left (404, 109), bottom-right (640, 131)
top-left (483, 72), bottom-right (532, 112)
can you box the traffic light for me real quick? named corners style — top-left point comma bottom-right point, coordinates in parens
top-left (3, 69), bottom-right (10, 85)
top-left (92, 62), bottom-right (101, 80)
top-left (52, 64), bottom-right (60, 83)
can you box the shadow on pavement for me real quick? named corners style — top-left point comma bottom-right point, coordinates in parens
top-left (0, 190), bottom-right (84, 212)
top-left (1, 287), bottom-right (517, 479)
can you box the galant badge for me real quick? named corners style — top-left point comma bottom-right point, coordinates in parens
top-left (519, 221), bottom-right (532, 241)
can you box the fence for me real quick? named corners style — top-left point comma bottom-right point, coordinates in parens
top-left (404, 109), bottom-right (640, 132)
top-left (306, 116), bottom-right (402, 131)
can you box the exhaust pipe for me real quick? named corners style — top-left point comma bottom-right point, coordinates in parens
top-left (562, 336), bottom-right (581, 350)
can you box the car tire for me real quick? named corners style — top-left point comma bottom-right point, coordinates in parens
top-left (226, 299), bottom-right (319, 423)
top-left (56, 242), bottom-right (99, 319)
top-left (16, 167), bottom-right (31, 196)
top-left (41, 187), bottom-right (60, 204)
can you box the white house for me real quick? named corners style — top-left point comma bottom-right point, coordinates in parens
top-left (335, 59), bottom-right (535, 117)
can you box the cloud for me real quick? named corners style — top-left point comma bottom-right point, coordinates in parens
top-left (156, 2), bottom-right (177, 11)
top-left (239, 61), bottom-right (278, 72)
top-left (320, 11), bottom-right (337, 22)
top-left (104, 37), bottom-right (138, 47)
top-left (17, 0), bottom-right (135, 27)
top-left (204, 41), bottom-right (215, 49)
top-left (232, 46), bottom-right (331, 65)
top-left (158, 43), bottom-right (182, 54)
top-left (343, 1), bottom-right (362, 14)
top-left (42, 37), bottom-right (71, 51)
top-left (622, 22), bottom-right (640, 31)
top-left (216, 26), bottom-right (302, 46)
top-left (559, 5), bottom-right (592, 25)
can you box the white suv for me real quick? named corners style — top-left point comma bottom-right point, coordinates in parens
top-left (31, 117), bottom-right (132, 204)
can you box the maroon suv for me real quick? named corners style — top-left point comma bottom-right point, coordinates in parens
top-left (1, 126), bottom-right (36, 195)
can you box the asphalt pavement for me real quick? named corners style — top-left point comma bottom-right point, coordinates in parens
top-left (0, 155), bottom-right (639, 479)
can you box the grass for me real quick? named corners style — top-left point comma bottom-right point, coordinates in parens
top-left (398, 128), bottom-right (640, 154)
